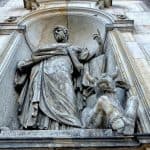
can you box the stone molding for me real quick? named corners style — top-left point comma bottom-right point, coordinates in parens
top-left (108, 30), bottom-right (150, 133)
top-left (0, 129), bottom-right (142, 149)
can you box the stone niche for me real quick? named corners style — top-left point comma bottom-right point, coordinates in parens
top-left (0, 3), bottom-right (149, 150)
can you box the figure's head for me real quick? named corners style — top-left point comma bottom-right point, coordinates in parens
top-left (53, 25), bottom-right (69, 43)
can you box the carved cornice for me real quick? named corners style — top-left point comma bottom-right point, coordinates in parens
top-left (23, 0), bottom-right (112, 10)
top-left (18, 6), bottom-right (115, 24)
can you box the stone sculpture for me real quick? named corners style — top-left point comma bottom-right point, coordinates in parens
top-left (23, 0), bottom-right (39, 10)
top-left (15, 25), bottom-right (138, 134)
top-left (15, 25), bottom-right (97, 130)
top-left (82, 69), bottom-right (139, 134)
top-left (96, 0), bottom-right (112, 9)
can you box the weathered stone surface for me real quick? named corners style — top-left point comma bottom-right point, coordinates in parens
top-left (0, 0), bottom-right (149, 149)
top-left (0, 129), bottom-right (141, 149)
top-left (0, 0), bottom-right (9, 7)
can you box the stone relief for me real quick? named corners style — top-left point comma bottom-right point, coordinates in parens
top-left (15, 25), bottom-right (138, 134)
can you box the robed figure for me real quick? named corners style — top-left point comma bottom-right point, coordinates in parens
top-left (15, 26), bottom-right (90, 129)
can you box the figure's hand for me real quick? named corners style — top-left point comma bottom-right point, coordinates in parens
top-left (17, 61), bottom-right (26, 71)
top-left (93, 29), bottom-right (103, 46)
top-left (93, 34), bottom-right (102, 45)
top-left (76, 63), bottom-right (84, 72)
top-left (85, 72), bottom-right (95, 84)
top-left (93, 33), bottom-right (99, 40)
top-left (17, 60), bottom-right (33, 72)
top-left (79, 48), bottom-right (89, 61)
top-left (111, 118), bottom-right (125, 133)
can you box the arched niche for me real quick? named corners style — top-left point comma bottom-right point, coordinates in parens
top-left (18, 7), bottom-right (115, 51)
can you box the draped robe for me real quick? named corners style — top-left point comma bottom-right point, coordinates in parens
top-left (15, 45), bottom-right (83, 129)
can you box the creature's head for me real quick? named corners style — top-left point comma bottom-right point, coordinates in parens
top-left (85, 67), bottom-right (129, 97)
top-left (96, 70), bottom-right (130, 94)
top-left (96, 73), bottom-right (116, 93)
top-left (53, 25), bottom-right (69, 43)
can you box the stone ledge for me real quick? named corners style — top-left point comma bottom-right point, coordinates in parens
top-left (0, 129), bottom-right (143, 149)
